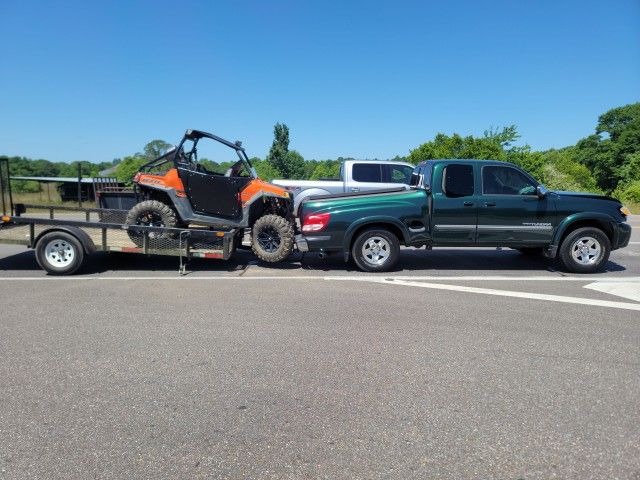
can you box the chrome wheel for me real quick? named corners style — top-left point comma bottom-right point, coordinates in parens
top-left (571, 236), bottom-right (601, 265)
top-left (44, 239), bottom-right (75, 268)
top-left (361, 236), bottom-right (390, 266)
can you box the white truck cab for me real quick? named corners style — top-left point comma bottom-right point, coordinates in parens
top-left (272, 159), bottom-right (414, 213)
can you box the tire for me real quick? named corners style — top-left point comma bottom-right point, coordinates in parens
top-left (251, 214), bottom-right (295, 263)
top-left (35, 231), bottom-right (85, 275)
top-left (516, 247), bottom-right (544, 256)
top-left (558, 227), bottom-right (611, 273)
top-left (125, 200), bottom-right (179, 246)
top-left (351, 228), bottom-right (400, 272)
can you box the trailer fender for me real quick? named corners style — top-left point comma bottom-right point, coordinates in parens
top-left (33, 226), bottom-right (96, 254)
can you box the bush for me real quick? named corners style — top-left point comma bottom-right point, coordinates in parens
top-left (614, 180), bottom-right (640, 205)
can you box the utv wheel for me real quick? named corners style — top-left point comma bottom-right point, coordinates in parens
top-left (251, 214), bottom-right (295, 263)
top-left (125, 200), bottom-right (179, 246)
top-left (559, 227), bottom-right (611, 273)
top-left (35, 231), bottom-right (84, 275)
top-left (351, 228), bottom-right (400, 272)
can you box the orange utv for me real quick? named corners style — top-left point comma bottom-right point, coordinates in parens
top-left (125, 129), bottom-right (295, 262)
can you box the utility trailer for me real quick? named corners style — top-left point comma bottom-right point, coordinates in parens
top-left (0, 159), bottom-right (240, 275)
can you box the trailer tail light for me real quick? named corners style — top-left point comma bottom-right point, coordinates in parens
top-left (302, 212), bottom-right (330, 233)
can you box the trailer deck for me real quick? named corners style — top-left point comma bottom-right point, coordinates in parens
top-left (0, 159), bottom-right (240, 274)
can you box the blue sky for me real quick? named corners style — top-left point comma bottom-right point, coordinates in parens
top-left (1, 0), bottom-right (639, 163)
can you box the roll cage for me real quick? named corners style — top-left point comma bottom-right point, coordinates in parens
top-left (139, 129), bottom-right (257, 178)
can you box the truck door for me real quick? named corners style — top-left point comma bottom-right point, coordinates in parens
top-left (382, 164), bottom-right (415, 189)
top-left (476, 164), bottom-right (554, 245)
top-left (347, 163), bottom-right (384, 193)
top-left (431, 163), bottom-right (477, 244)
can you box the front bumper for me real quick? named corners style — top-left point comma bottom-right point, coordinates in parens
top-left (615, 221), bottom-right (632, 249)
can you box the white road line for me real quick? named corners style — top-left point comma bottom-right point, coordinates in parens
top-left (583, 282), bottom-right (640, 302)
top-left (328, 276), bottom-right (640, 282)
top-left (0, 275), bottom-right (640, 282)
top-left (338, 278), bottom-right (640, 312)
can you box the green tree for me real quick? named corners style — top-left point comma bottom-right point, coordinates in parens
top-left (252, 159), bottom-right (281, 181)
top-left (309, 161), bottom-right (341, 180)
top-left (115, 155), bottom-right (147, 184)
top-left (407, 126), bottom-right (519, 164)
top-left (266, 123), bottom-right (290, 177)
top-left (574, 102), bottom-right (640, 192)
top-left (283, 150), bottom-right (306, 179)
top-left (143, 140), bottom-right (173, 160)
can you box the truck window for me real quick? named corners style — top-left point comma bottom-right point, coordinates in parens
top-left (482, 165), bottom-right (536, 195)
top-left (352, 164), bottom-right (382, 182)
top-left (442, 164), bottom-right (474, 197)
top-left (385, 164), bottom-right (414, 184)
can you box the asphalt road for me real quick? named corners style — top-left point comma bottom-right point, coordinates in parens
top-left (0, 217), bottom-right (639, 479)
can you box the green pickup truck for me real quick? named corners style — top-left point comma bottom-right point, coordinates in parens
top-left (295, 159), bottom-right (632, 273)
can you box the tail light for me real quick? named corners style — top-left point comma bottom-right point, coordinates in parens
top-left (302, 212), bottom-right (331, 233)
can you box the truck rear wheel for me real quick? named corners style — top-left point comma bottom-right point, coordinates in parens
top-left (125, 200), bottom-right (179, 246)
top-left (559, 227), bottom-right (611, 273)
top-left (251, 214), bottom-right (295, 263)
top-left (35, 231), bottom-right (85, 275)
top-left (351, 228), bottom-right (400, 272)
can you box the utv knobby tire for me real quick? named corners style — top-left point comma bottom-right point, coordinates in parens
top-left (251, 214), bottom-right (295, 263)
top-left (125, 200), bottom-right (179, 246)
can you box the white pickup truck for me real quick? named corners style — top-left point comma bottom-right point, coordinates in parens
top-left (272, 159), bottom-right (415, 212)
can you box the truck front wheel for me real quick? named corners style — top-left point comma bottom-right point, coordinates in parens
top-left (351, 228), bottom-right (400, 272)
top-left (35, 231), bottom-right (85, 275)
top-left (558, 227), bottom-right (611, 273)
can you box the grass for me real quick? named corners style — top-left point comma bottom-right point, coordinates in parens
top-left (11, 191), bottom-right (97, 208)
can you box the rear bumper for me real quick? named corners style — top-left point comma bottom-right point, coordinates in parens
top-left (614, 221), bottom-right (632, 249)
top-left (295, 234), bottom-right (333, 252)
top-left (295, 234), bottom-right (309, 252)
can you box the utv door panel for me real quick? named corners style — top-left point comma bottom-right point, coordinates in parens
top-left (178, 168), bottom-right (250, 219)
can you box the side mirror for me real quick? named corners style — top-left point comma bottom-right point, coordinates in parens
top-left (536, 185), bottom-right (548, 199)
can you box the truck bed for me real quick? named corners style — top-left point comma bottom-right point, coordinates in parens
top-left (304, 186), bottom-right (407, 202)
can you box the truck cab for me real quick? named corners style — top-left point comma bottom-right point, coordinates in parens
top-left (297, 159), bottom-right (632, 273)
top-left (273, 159), bottom-right (415, 213)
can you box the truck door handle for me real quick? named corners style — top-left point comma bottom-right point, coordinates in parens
top-left (463, 201), bottom-right (474, 206)
top-left (484, 202), bottom-right (496, 207)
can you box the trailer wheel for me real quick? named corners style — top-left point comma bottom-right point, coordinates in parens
top-left (35, 231), bottom-right (85, 275)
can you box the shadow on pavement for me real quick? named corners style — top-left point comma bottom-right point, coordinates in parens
top-left (0, 247), bottom-right (627, 275)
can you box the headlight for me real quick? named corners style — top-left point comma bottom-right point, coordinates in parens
top-left (620, 205), bottom-right (631, 217)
